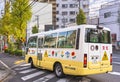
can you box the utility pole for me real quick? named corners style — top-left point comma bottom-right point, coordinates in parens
top-left (35, 15), bottom-right (39, 28)
top-left (78, 0), bottom-right (81, 11)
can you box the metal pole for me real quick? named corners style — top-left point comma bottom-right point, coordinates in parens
top-left (36, 15), bottom-right (39, 28)
top-left (79, 0), bottom-right (80, 11)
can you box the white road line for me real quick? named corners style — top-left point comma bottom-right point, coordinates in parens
top-left (109, 72), bottom-right (120, 75)
top-left (56, 78), bottom-right (69, 82)
top-left (112, 62), bottom-right (120, 65)
top-left (0, 60), bottom-right (11, 70)
top-left (112, 57), bottom-right (118, 59)
top-left (20, 63), bottom-right (31, 67)
top-left (21, 71), bottom-right (45, 81)
top-left (19, 69), bottom-right (36, 74)
top-left (33, 73), bottom-right (55, 82)
top-left (15, 67), bottom-right (30, 70)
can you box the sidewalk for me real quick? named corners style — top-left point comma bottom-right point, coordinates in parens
top-left (0, 60), bottom-right (12, 82)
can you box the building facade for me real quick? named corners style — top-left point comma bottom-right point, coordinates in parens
top-left (27, 1), bottom-right (52, 40)
top-left (56, 0), bottom-right (89, 28)
top-left (37, 0), bottom-right (89, 28)
top-left (37, 0), bottom-right (57, 28)
top-left (99, 1), bottom-right (120, 42)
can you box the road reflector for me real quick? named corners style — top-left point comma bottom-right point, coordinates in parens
top-left (102, 51), bottom-right (108, 61)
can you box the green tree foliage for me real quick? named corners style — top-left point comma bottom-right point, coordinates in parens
top-left (76, 9), bottom-right (86, 25)
top-left (11, 0), bottom-right (32, 49)
top-left (0, 1), bottom-right (12, 42)
top-left (11, 0), bottom-right (32, 42)
top-left (32, 25), bottom-right (38, 34)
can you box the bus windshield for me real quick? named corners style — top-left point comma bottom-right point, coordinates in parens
top-left (85, 28), bottom-right (111, 43)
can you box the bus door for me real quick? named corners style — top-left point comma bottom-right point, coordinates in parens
top-left (37, 37), bottom-right (44, 67)
top-left (88, 44), bottom-right (101, 69)
top-left (87, 28), bottom-right (111, 69)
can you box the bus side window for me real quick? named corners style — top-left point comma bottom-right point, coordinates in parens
top-left (57, 30), bottom-right (76, 48)
top-left (57, 32), bottom-right (67, 48)
top-left (28, 36), bottom-right (37, 48)
top-left (66, 30), bottom-right (76, 48)
top-left (44, 33), bottom-right (57, 48)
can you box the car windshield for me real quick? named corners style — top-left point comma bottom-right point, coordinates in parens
top-left (85, 28), bottom-right (111, 43)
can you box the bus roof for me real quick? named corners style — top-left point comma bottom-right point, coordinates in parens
top-left (30, 25), bottom-right (110, 37)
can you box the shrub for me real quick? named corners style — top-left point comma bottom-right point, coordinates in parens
top-left (4, 48), bottom-right (23, 56)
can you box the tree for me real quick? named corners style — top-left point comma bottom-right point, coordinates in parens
top-left (76, 9), bottom-right (86, 25)
top-left (0, 1), bottom-right (12, 48)
top-left (11, 0), bottom-right (32, 49)
top-left (32, 25), bottom-right (38, 34)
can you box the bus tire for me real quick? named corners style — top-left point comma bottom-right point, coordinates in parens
top-left (30, 59), bottom-right (35, 68)
top-left (54, 63), bottom-right (64, 78)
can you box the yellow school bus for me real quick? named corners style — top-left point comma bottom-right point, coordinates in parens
top-left (25, 25), bottom-right (112, 77)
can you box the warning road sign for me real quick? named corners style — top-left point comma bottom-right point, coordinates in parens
top-left (102, 51), bottom-right (108, 61)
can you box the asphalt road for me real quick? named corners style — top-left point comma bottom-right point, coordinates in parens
top-left (0, 52), bottom-right (120, 82)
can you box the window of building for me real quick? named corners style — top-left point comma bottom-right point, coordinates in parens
top-left (56, 4), bottom-right (59, 7)
top-left (56, 18), bottom-right (59, 22)
top-left (56, 11), bottom-right (59, 14)
top-left (62, 4), bottom-right (68, 8)
top-left (57, 30), bottom-right (76, 48)
top-left (28, 36), bottom-right (37, 48)
top-left (70, 11), bottom-right (76, 15)
top-left (62, 11), bottom-right (68, 15)
top-left (44, 33), bottom-right (57, 48)
top-left (104, 12), bottom-right (111, 18)
top-left (69, 19), bottom-right (76, 23)
top-left (70, 4), bottom-right (77, 8)
top-left (62, 18), bottom-right (68, 23)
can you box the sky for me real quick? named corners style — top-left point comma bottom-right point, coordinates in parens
top-left (0, 0), bottom-right (4, 18)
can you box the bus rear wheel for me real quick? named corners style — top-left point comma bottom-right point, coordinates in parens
top-left (54, 63), bottom-right (64, 78)
top-left (30, 59), bottom-right (35, 68)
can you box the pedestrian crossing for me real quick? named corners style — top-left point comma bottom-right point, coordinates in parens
top-left (12, 63), bottom-right (77, 82)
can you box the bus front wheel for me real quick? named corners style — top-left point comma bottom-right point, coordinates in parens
top-left (54, 63), bottom-right (64, 78)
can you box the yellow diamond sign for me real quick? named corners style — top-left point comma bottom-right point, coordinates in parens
top-left (102, 51), bottom-right (108, 61)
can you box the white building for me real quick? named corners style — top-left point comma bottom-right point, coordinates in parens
top-left (99, 0), bottom-right (120, 42)
top-left (56, 0), bottom-right (89, 28)
top-left (27, 2), bottom-right (52, 40)
top-left (89, 0), bottom-right (114, 18)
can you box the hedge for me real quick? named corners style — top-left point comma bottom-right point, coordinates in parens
top-left (4, 49), bottom-right (23, 56)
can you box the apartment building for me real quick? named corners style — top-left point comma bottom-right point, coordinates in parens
top-left (56, 0), bottom-right (89, 28)
top-left (37, 0), bottom-right (57, 28)
top-left (99, 0), bottom-right (120, 42)
top-left (38, 0), bottom-right (89, 28)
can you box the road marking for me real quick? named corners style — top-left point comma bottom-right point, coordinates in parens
top-left (112, 57), bottom-right (118, 59)
top-left (33, 73), bottom-right (55, 82)
top-left (0, 60), bottom-right (11, 70)
top-left (21, 71), bottom-right (45, 81)
top-left (14, 60), bottom-right (25, 65)
top-left (56, 78), bottom-right (69, 82)
top-left (20, 63), bottom-right (30, 67)
top-left (15, 67), bottom-right (30, 70)
top-left (109, 72), bottom-right (120, 75)
top-left (19, 69), bottom-right (36, 74)
top-left (112, 62), bottom-right (120, 65)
